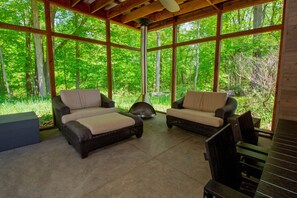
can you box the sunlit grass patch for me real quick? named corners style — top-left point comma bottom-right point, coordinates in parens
top-left (0, 97), bottom-right (53, 128)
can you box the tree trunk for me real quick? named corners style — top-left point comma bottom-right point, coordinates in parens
top-left (155, 31), bottom-right (161, 93)
top-left (252, 4), bottom-right (263, 88)
top-left (0, 48), bottom-right (11, 98)
top-left (25, 32), bottom-right (33, 96)
top-left (194, 21), bottom-right (200, 90)
top-left (44, 46), bottom-right (51, 94)
top-left (31, 0), bottom-right (46, 97)
top-left (75, 41), bottom-right (80, 89)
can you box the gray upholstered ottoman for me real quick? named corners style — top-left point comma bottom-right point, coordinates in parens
top-left (62, 112), bottom-right (143, 158)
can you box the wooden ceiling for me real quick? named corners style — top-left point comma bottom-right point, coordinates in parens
top-left (49, 0), bottom-right (273, 31)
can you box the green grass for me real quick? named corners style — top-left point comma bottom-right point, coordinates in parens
top-left (113, 93), bottom-right (171, 112)
top-left (0, 97), bottom-right (53, 128)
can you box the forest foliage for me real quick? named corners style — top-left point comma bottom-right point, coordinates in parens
top-left (0, 0), bottom-right (283, 129)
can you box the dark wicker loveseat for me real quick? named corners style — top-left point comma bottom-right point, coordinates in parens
top-left (166, 91), bottom-right (237, 137)
top-left (52, 89), bottom-right (117, 130)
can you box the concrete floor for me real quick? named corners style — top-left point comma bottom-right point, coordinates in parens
top-left (0, 113), bottom-right (211, 197)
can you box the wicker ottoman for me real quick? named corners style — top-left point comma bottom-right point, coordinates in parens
top-left (62, 112), bottom-right (143, 158)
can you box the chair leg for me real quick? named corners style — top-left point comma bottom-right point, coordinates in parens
top-left (81, 152), bottom-right (88, 159)
top-left (166, 122), bottom-right (173, 128)
top-left (203, 189), bottom-right (213, 198)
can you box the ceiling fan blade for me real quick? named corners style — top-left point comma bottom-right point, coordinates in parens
top-left (159, 0), bottom-right (180, 12)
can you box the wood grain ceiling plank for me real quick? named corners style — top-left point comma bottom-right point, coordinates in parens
top-left (148, 0), bottom-right (228, 24)
top-left (148, 6), bottom-right (217, 31)
top-left (148, 0), bottom-right (209, 23)
top-left (121, 0), bottom-right (186, 24)
top-left (148, 0), bottom-right (274, 31)
top-left (205, 0), bottom-right (221, 11)
top-left (90, 0), bottom-right (114, 13)
top-left (71, 0), bottom-right (82, 7)
top-left (49, 0), bottom-right (107, 20)
top-left (108, 0), bottom-right (150, 19)
top-left (121, 1), bottom-right (164, 23)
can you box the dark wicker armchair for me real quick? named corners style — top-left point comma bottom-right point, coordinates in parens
top-left (52, 89), bottom-right (116, 130)
top-left (166, 91), bottom-right (237, 137)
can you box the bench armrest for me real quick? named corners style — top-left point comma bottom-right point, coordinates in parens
top-left (215, 97), bottom-right (238, 120)
top-left (172, 97), bottom-right (184, 109)
top-left (101, 93), bottom-right (115, 108)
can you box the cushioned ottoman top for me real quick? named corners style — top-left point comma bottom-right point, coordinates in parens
top-left (77, 112), bottom-right (136, 135)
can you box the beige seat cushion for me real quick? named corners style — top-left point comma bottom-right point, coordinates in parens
top-left (78, 89), bottom-right (101, 108)
top-left (183, 91), bottom-right (227, 113)
top-left (61, 107), bottom-right (118, 124)
top-left (183, 91), bottom-right (204, 111)
top-left (60, 90), bottom-right (82, 110)
top-left (167, 108), bottom-right (224, 127)
top-left (200, 92), bottom-right (227, 112)
top-left (77, 113), bottom-right (135, 135)
top-left (60, 89), bottom-right (102, 110)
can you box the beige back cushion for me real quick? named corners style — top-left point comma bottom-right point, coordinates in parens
top-left (78, 89), bottom-right (101, 108)
top-left (201, 92), bottom-right (227, 112)
top-left (60, 90), bottom-right (82, 110)
top-left (183, 91), bottom-right (227, 112)
top-left (183, 91), bottom-right (204, 111)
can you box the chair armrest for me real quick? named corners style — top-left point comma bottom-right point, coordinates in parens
top-left (255, 128), bottom-right (274, 139)
top-left (237, 146), bottom-right (266, 179)
top-left (237, 141), bottom-right (269, 155)
top-left (100, 93), bottom-right (115, 108)
top-left (236, 147), bottom-right (267, 163)
top-left (52, 96), bottom-right (70, 130)
top-left (215, 97), bottom-right (238, 120)
top-left (52, 96), bottom-right (70, 116)
top-left (172, 97), bottom-right (184, 109)
top-left (204, 180), bottom-right (251, 198)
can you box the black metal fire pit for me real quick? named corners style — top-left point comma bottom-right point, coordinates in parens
top-left (129, 94), bottom-right (156, 119)
top-left (129, 19), bottom-right (156, 119)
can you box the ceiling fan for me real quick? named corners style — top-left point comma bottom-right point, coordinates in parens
top-left (159, 0), bottom-right (180, 12)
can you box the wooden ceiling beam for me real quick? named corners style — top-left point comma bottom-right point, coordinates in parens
top-left (49, 0), bottom-right (107, 21)
top-left (148, 18), bottom-right (174, 32)
top-left (148, 6), bottom-right (218, 31)
top-left (110, 18), bottom-right (139, 30)
top-left (71, 0), bottom-right (82, 7)
top-left (122, 0), bottom-right (186, 24)
top-left (204, 0), bottom-right (221, 11)
top-left (108, 0), bottom-right (150, 19)
top-left (90, 0), bottom-right (114, 14)
top-left (121, 1), bottom-right (164, 23)
top-left (148, 0), bottom-right (274, 31)
top-left (222, 0), bottom-right (274, 12)
top-left (176, 6), bottom-right (218, 25)
top-left (147, 0), bottom-right (228, 24)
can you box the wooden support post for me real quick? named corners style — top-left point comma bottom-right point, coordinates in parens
top-left (106, 19), bottom-right (112, 99)
top-left (45, 0), bottom-right (56, 97)
top-left (213, 11), bottom-right (222, 92)
top-left (171, 18), bottom-right (177, 104)
top-left (272, 0), bottom-right (287, 130)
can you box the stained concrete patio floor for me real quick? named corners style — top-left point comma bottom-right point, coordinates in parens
top-left (0, 113), bottom-right (212, 197)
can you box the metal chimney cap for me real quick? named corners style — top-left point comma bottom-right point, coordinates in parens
top-left (139, 18), bottom-right (150, 26)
